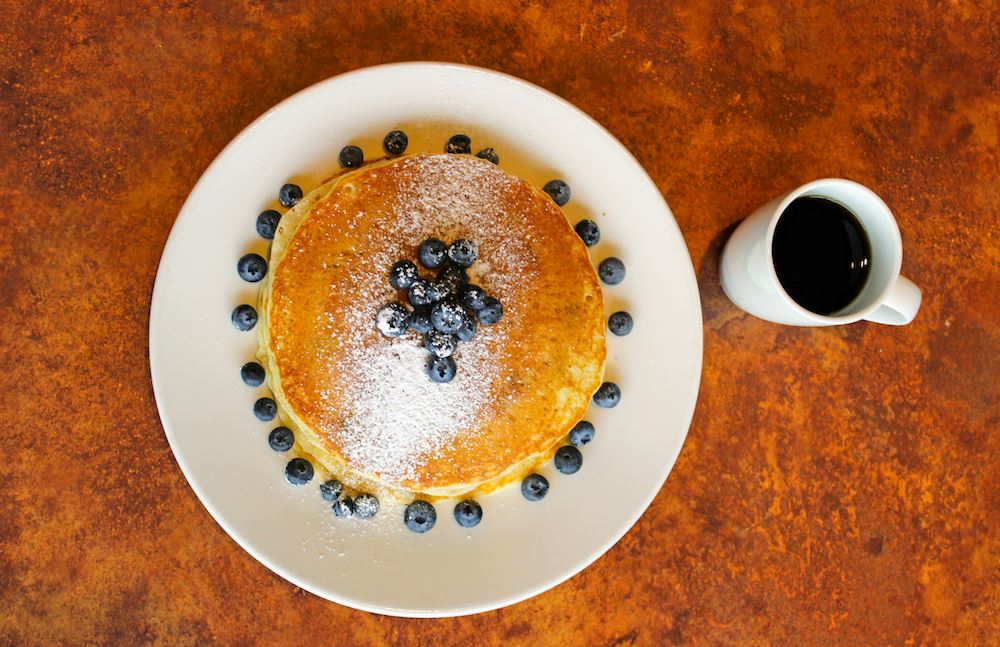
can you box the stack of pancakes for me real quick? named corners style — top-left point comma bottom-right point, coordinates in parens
top-left (258, 153), bottom-right (605, 499)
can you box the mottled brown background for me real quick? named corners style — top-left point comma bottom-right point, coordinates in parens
top-left (1, 0), bottom-right (998, 645)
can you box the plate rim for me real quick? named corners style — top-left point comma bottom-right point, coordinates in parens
top-left (149, 61), bottom-right (703, 617)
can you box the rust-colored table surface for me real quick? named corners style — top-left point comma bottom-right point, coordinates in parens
top-left (2, 1), bottom-right (998, 645)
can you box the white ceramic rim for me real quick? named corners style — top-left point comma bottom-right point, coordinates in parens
top-left (149, 62), bottom-right (703, 617)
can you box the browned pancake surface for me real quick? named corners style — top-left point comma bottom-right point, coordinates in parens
top-left (264, 154), bottom-right (605, 495)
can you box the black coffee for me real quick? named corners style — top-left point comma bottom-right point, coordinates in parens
top-left (771, 196), bottom-right (871, 315)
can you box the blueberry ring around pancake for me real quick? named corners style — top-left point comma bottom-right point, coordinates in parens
top-left (240, 143), bottom-right (629, 520)
top-left (257, 153), bottom-right (607, 499)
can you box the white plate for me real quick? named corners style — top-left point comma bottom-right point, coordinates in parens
top-left (150, 62), bottom-right (702, 617)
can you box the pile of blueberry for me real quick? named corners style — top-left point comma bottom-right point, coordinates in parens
top-left (375, 238), bottom-right (503, 383)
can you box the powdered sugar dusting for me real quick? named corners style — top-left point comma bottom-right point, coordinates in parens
top-left (335, 339), bottom-right (492, 482)
top-left (300, 154), bottom-right (540, 485)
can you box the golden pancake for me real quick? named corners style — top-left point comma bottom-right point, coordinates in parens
top-left (258, 153), bottom-right (605, 498)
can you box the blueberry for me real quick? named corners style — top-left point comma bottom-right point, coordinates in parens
top-left (254, 397), bottom-right (277, 421)
top-left (574, 219), bottom-right (600, 246)
top-left (521, 474), bottom-right (549, 501)
top-left (409, 305), bottom-right (433, 333)
top-left (598, 257), bottom-right (626, 285)
top-left (319, 479), bottom-right (343, 502)
top-left (427, 355), bottom-right (457, 383)
top-left (383, 130), bottom-right (408, 156)
top-left (445, 134), bottom-right (471, 154)
top-left (593, 381), bottom-right (621, 408)
top-left (231, 304), bottom-right (258, 331)
top-left (568, 420), bottom-right (595, 446)
top-left (447, 239), bottom-right (478, 268)
top-left (408, 278), bottom-right (433, 307)
top-left (456, 315), bottom-right (477, 342)
top-left (375, 302), bottom-right (410, 337)
top-left (241, 362), bottom-right (265, 387)
top-left (278, 183), bottom-right (303, 208)
top-left (426, 281), bottom-right (450, 303)
top-left (388, 259), bottom-right (419, 290)
top-left (477, 297), bottom-right (503, 325)
top-left (404, 500), bottom-right (437, 533)
top-left (431, 301), bottom-right (466, 334)
top-left (237, 253), bottom-right (267, 282)
top-left (543, 179), bottom-right (571, 206)
top-left (457, 284), bottom-right (488, 311)
top-left (256, 210), bottom-right (281, 239)
top-left (608, 311), bottom-right (634, 336)
top-left (268, 427), bottom-right (294, 452)
top-left (554, 445), bottom-right (583, 474)
top-left (354, 493), bottom-right (380, 519)
top-left (285, 458), bottom-right (314, 486)
top-left (339, 145), bottom-right (364, 168)
top-left (425, 330), bottom-right (458, 358)
top-left (436, 264), bottom-right (468, 295)
top-left (418, 238), bottom-right (448, 269)
top-left (454, 499), bottom-right (483, 528)
top-left (475, 148), bottom-right (499, 164)
top-left (332, 496), bottom-right (355, 517)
